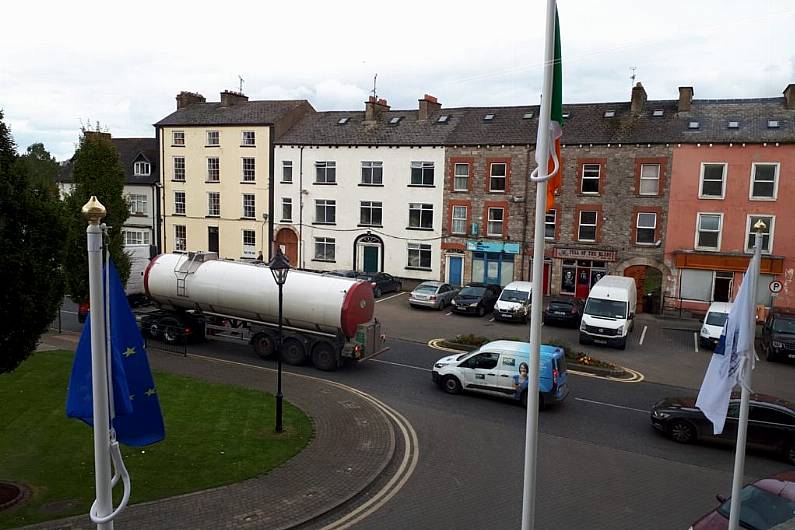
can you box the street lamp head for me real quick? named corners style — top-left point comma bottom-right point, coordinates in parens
top-left (268, 248), bottom-right (291, 285)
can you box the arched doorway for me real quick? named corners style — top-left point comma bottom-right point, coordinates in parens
top-left (624, 265), bottom-right (663, 314)
top-left (275, 228), bottom-right (298, 265)
top-left (353, 233), bottom-right (385, 273)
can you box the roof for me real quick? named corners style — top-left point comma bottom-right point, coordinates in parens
top-left (57, 137), bottom-right (158, 185)
top-left (481, 340), bottom-right (565, 357)
top-left (155, 100), bottom-right (309, 127)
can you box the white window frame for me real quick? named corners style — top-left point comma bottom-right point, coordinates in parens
top-left (241, 157), bottom-right (255, 182)
top-left (174, 225), bottom-right (187, 251)
top-left (748, 162), bottom-right (779, 200)
top-left (408, 203), bottom-right (434, 229)
top-left (242, 229), bottom-right (256, 258)
top-left (207, 191), bottom-right (220, 217)
top-left (133, 161), bottom-right (150, 176)
top-left (241, 131), bottom-right (256, 146)
top-left (174, 191), bottom-right (186, 215)
top-left (744, 214), bottom-right (775, 254)
top-left (314, 237), bottom-right (336, 262)
top-left (206, 157), bottom-right (220, 182)
top-left (544, 209), bottom-right (556, 240)
top-left (281, 197), bottom-right (292, 222)
top-left (361, 161), bottom-right (383, 185)
top-left (453, 163), bottom-right (470, 191)
top-left (315, 161), bottom-right (336, 184)
top-left (635, 212), bottom-right (657, 245)
top-left (489, 163), bottom-right (507, 192)
top-left (123, 229), bottom-right (150, 246)
top-left (282, 161), bottom-right (293, 183)
top-left (315, 199), bottom-right (336, 224)
top-left (581, 164), bottom-right (601, 194)
top-left (241, 193), bottom-right (255, 219)
top-left (578, 211), bottom-right (597, 242)
top-left (127, 194), bottom-right (147, 215)
top-left (639, 163), bottom-right (660, 196)
top-left (487, 207), bottom-right (504, 236)
top-left (410, 161), bottom-right (435, 186)
top-left (698, 163), bottom-right (727, 199)
top-left (407, 243), bottom-right (432, 269)
top-left (173, 156), bottom-right (185, 181)
top-left (207, 130), bottom-right (220, 146)
top-left (360, 201), bottom-right (383, 227)
top-left (695, 212), bottom-right (723, 251)
top-left (451, 205), bottom-right (467, 235)
top-left (172, 130), bottom-right (185, 146)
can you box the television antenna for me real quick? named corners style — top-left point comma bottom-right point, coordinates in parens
top-left (238, 75), bottom-right (244, 93)
top-left (371, 73), bottom-right (378, 100)
top-left (630, 67), bottom-right (637, 87)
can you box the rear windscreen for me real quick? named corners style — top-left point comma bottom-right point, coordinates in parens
top-left (556, 356), bottom-right (567, 373)
top-left (550, 302), bottom-right (572, 311)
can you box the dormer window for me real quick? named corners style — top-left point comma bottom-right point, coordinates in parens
top-left (523, 112), bottom-right (534, 119)
top-left (483, 113), bottom-right (495, 121)
top-left (652, 109), bottom-right (664, 117)
top-left (688, 121), bottom-right (700, 129)
top-left (768, 120), bottom-right (780, 128)
top-left (603, 110), bottom-right (615, 118)
top-left (133, 161), bottom-right (150, 176)
top-left (562, 112), bottom-right (570, 119)
top-left (337, 117), bottom-right (350, 125)
top-left (389, 116), bottom-right (403, 125)
top-left (437, 115), bottom-right (449, 123)
top-left (728, 121), bottom-right (740, 129)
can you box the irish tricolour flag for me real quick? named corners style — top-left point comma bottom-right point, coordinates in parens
top-left (543, 8), bottom-right (563, 209)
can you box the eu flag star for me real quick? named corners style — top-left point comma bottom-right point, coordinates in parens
top-left (130, 394), bottom-right (135, 401)
top-left (123, 347), bottom-right (136, 358)
top-left (145, 387), bottom-right (157, 397)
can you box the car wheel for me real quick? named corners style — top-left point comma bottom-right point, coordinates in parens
top-left (312, 341), bottom-right (338, 371)
top-left (785, 442), bottom-right (795, 466)
top-left (669, 420), bottom-right (696, 444)
top-left (765, 344), bottom-right (777, 363)
top-left (699, 337), bottom-right (708, 349)
top-left (441, 375), bottom-right (462, 394)
top-left (477, 305), bottom-right (486, 317)
top-left (373, 287), bottom-right (382, 298)
top-left (252, 332), bottom-right (276, 359)
top-left (280, 337), bottom-right (306, 365)
top-left (616, 337), bottom-right (627, 350)
top-left (579, 333), bottom-right (590, 345)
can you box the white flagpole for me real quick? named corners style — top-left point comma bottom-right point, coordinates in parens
top-left (82, 196), bottom-right (114, 530)
top-left (522, 1), bottom-right (556, 528)
top-left (727, 219), bottom-right (764, 530)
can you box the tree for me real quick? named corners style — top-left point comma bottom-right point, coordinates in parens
top-left (18, 142), bottom-right (61, 191)
top-left (62, 129), bottom-right (130, 304)
top-left (0, 110), bottom-right (66, 373)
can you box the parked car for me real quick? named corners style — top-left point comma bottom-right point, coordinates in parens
top-left (699, 301), bottom-right (733, 350)
top-left (493, 281), bottom-right (533, 322)
top-left (543, 297), bottom-right (584, 327)
top-left (431, 340), bottom-right (569, 409)
top-left (450, 283), bottom-right (501, 316)
top-left (409, 281), bottom-right (458, 310)
top-left (650, 393), bottom-right (795, 466)
top-left (356, 272), bottom-right (401, 298)
top-left (690, 470), bottom-right (795, 530)
top-left (77, 301), bottom-right (90, 324)
top-left (761, 311), bottom-right (795, 363)
top-left (325, 269), bottom-right (357, 279)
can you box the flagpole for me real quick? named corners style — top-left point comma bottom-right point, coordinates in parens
top-left (522, 1), bottom-right (557, 528)
top-left (727, 219), bottom-right (764, 530)
top-left (82, 196), bottom-right (114, 530)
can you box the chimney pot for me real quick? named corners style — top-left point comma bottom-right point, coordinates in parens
top-left (678, 86), bottom-right (694, 112)
top-left (176, 91), bottom-right (206, 110)
top-left (365, 96), bottom-right (390, 121)
top-left (418, 94), bottom-right (442, 120)
top-left (630, 82), bottom-right (647, 114)
top-left (784, 83), bottom-right (795, 110)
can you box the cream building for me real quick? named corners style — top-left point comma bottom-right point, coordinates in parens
top-left (155, 91), bottom-right (312, 260)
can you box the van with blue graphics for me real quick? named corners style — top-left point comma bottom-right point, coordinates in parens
top-left (432, 340), bottom-right (569, 409)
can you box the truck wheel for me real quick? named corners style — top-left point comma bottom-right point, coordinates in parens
top-left (280, 337), bottom-right (306, 366)
top-left (312, 341), bottom-right (339, 372)
top-left (160, 317), bottom-right (183, 345)
top-left (252, 333), bottom-right (276, 359)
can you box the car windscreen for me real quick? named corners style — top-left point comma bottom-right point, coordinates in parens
top-left (584, 298), bottom-right (627, 319)
top-left (706, 311), bottom-right (729, 327)
top-left (414, 285), bottom-right (438, 294)
top-left (717, 485), bottom-right (795, 530)
top-left (550, 301), bottom-right (573, 311)
top-left (499, 289), bottom-right (529, 302)
top-left (772, 317), bottom-right (795, 334)
top-left (459, 287), bottom-right (486, 297)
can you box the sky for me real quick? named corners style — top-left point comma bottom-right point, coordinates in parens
top-left (1, 0), bottom-right (793, 161)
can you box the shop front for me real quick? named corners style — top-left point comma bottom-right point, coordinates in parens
top-left (467, 240), bottom-right (521, 287)
top-left (553, 248), bottom-right (618, 299)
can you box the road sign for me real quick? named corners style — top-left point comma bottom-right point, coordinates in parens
top-left (769, 280), bottom-right (783, 294)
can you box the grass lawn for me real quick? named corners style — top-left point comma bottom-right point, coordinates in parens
top-left (0, 350), bottom-right (313, 529)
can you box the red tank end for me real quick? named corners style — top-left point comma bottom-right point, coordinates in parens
top-left (143, 254), bottom-right (161, 299)
top-left (340, 280), bottom-right (375, 338)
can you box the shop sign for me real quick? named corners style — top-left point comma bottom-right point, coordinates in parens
top-left (553, 247), bottom-right (617, 261)
top-left (466, 241), bottom-right (521, 254)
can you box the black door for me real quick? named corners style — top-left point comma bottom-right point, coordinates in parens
top-left (208, 227), bottom-right (219, 253)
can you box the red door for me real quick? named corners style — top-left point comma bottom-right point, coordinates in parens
top-left (575, 267), bottom-right (590, 299)
top-left (623, 265), bottom-right (646, 313)
top-left (543, 263), bottom-right (551, 295)
top-left (275, 228), bottom-right (298, 265)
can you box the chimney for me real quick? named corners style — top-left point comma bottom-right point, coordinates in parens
top-left (220, 90), bottom-right (249, 107)
top-left (364, 96), bottom-right (390, 121)
top-left (630, 82), bottom-right (647, 114)
top-left (83, 130), bottom-right (112, 143)
top-left (678, 86), bottom-right (694, 112)
top-left (176, 91), bottom-right (206, 110)
top-left (784, 83), bottom-right (795, 110)
top-left (418, 94), bottom-right (442, 120)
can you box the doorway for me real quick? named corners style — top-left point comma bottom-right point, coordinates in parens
top-left (713, 271), bottom-right (733, 302)
top-left (363, 246), bottom-right (379, 273)
top-left (275, 228), bottom-right (298, 265)
top-left (354, 233), bottom-right (385, 272)
top-left (208, 227), bottom-right (219, 253)
top-left (447, 255), bottom-right (463, 287)
top-left (624, 265), bottom-right (663, 313)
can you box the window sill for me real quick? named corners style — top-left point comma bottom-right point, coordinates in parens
top-left (578, 192), bottom-right (601, 197)
top-left (694, 247), bottom-right (720, 252)
top-left (313, 222), bottom-right (336, 226)
top-left (576, 239), bottom-right (597, 244)
top-left (240, 217), bottom-right (256, 221)
top-left (405, 266), bottom-right (432, 271)
top-left (204, 180), bottom-right (221, 184)
top-left (173, 213), bottom-right (185, 217)
top-left (451, 189), bottom-right (470, 193)
top-left (450, 232), bottom-right (467, 236)
top-left (280, 219), bottom-right (293, 223)
top-left (205, 145), bottom-right (220, 148)
top-left (407, 184), bottom-right (435, 188)
top-left (240, 144), bottom-right (256, 148)
top-left (171, 144), bottom-right (185, 148)
top-left (171, 179), bottom-right (186, 182)
top-left (205, 215), bottom-right (220, 218)
top-left (130, 213), bottom-right (147, 217)
top-left (406, 227), bottom-right (434, 231)
top-left (359, 183), bottom-right (384, 187)
top-left (634, 242), bottom-right (657, 247)
top-left (749, 196), bottom-right (776, 201)
top-left (697, 195), bottom-right (725, 200)
top-left (280, 181), bottom-right (293, 184)
top-left (313, 182), bottom-right (337, 186)
top-left (485, 234), bottom-right (504, 239)
top-left (488, 190), bottom-right (507, 194)
top-left (132, 174), bottom-right (151, 178)
top-left (240, 181), bottom-right (256, 184)
top-left (312, 259), bottom-right (336, 263)
top-left (358, 224), bottom-right (383, 228)
top-left (638, 193), bottom-right (661, 198)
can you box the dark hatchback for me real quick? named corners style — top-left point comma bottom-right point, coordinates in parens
top-left (543, 297), bottom-right (584, 327)
top-left (761, 311), bottom-right (795, 363)
top-left (356, 272), bottom-right (402, 298)
top-left (451, 283), bottom-right (501, 317)
top-left (650, 394), bottom-right (795, 465)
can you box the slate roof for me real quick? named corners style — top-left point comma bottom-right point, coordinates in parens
top-left (154, 100), bottom-right (309, 127)
top-left (58, 137), bottom-right (158, 185)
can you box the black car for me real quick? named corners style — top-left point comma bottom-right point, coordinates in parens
top-left (451, 283), bottom-right (501, 317)
top-left (650, 394), bottom-right (795, 465)
top-left (325, 269), bottom-right (357, 278)
top-left (761, 311), bottom-right (795, 363)
top-left (356, 272), bottom-right (402, 298)
top-left (543, 297), bottom-right (584, 327)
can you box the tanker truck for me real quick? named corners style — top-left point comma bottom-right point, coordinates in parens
top-left (142, 251), bottom-right (387, 371)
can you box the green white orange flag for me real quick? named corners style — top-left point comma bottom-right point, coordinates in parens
top-left (544, 8), bottom-right (563, 210)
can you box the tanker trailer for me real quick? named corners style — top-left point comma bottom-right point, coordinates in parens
top-left (143, 251), bottom-right (387, 371)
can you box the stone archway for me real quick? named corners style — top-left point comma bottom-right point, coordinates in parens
top-left (616, 257), bottom-right (669, 314)
top-left (275, 227), bottom-right (298, 265)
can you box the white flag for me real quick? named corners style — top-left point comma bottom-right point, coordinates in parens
top-left (695, 252), bottom-right (760, 434)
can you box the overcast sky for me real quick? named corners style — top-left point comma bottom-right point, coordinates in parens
top-left (2, 0), bottom-right (793, 160)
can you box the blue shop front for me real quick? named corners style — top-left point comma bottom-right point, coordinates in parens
top-left (466, 240), bottom-right (521, 287)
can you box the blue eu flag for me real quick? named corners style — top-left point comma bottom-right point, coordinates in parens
top-left (66, 261), bottom-right (165, 446)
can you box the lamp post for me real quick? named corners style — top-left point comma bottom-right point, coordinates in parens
top-left (268, 248), bottom-right (290, 433)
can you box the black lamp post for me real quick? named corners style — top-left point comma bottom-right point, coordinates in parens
top-left (268, 248), bottom-right (290, 433)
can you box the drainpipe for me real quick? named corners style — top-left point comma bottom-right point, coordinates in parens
top-left (521, 148), bottom-right (531, 281)
top-left (268, 129), bottom-right (275, 260)
top-left (158, 128), bottom-right (167, 252)
top-left (299, 145), bottom-right (305, 268)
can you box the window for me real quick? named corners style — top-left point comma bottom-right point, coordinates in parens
top-left (636, 213), bottom-right (657, 244)
top-left (242, 229), bottom-right (256, 258)
top-left (581, 164), bottom-right (600, 193)
top-left (489, 163), bottom-right (507, 192)
top-left (281, 198), bottom-right (292, 221)
top-left (389, 116), bottom-right (403, 125)
top-left (523, 112), bottom-right (534, 119)
top-left (127, 194), bottom-right (147, 215)
top-left (315, 199), bottom-right (336, 224)
top-left (410, 162), bottom-right (434, 186)
top-left (408, 203), bottom-right (433, 229)
top-left (487, 208), bottom-right (504, 236)
top-left (242, 194), bottom-right (255, 219)
top-left (451, 206), bottom-right (467, 235)
top-left (207, 157), bottom-right (220, 182)
top-left (337, 117), bottom-right (349, 125)
top-left (123, 229), bottom-right (150, 246)
top-left (728, 121), bottom-right (740, 129)
top-left (483, 113), bottom-right (494, 121)
top-left (639, 164), bottom-right (660, 195)
top-left (407, 243), bottom-right (432, 269)
top-left (242, 157), bottom-right (255, 182)
top-left (750, 406), bottom-right (794, 425)
top-left (437, 115), bottom-right (449, 123)
top-left (578, 211), bottom-right (597, 242)
top-left (315, 237), bottom-right (335, 261)
top-left (652, 109), bottom-right (664, 117)
top-left (453, 163), bottom-right (470, 191)
top-left (360, 201), bottom-right (383, 226)
top-left (207, 192), bottom-right (220, 217)
top-left (207, 130), bottom-right (219, 146)
top-left (544, 209), bottom-right (556, 240)
top-left (315, 161), bottom-right (336, 184)
top-left (173, 157), bottom-right (185, 181)
top-left (750, 163), bottom-right (778, 199)
top-left (562, 112), bottom-right (570, 119)
top-left (361, 161), bottom-right (383, 185)
top-left (696, 213), bottom-right (722, 250)
top-left (282, 161), bottom-right (293, 183)
top-left (241, 131), bottom-right (255, 146)
top-left (133, 161), bottom-right (150, 176)
top-left (172, 131), bottom-right (184, 146)
top-left (767, 120), bottom-right (779, 128)
top-left (688, 121), bottom-right (700, 129)
top-left (174, 225), bottom-right (186, 251)
top-left (174, 191), bottom-right (185, 215)
top-left (603, 110), bottom-right (615, 118)
top-left (699, 163), bottom-right (726, 198)
top-left (746, 215), bottom-right (774, 253)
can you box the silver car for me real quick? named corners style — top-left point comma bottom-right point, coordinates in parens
top-left (409, 281), bottom-right (459, 310)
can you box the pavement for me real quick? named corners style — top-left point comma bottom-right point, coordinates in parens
top-left (22, 332), bottom-right (399, 530)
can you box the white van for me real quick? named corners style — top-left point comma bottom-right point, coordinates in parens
top-left (579, 275), bottom-right (637, 350)
top-left (493, 281), bottom-right (533, 322)
top-left (699, 301), bottom-right (733, 349)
